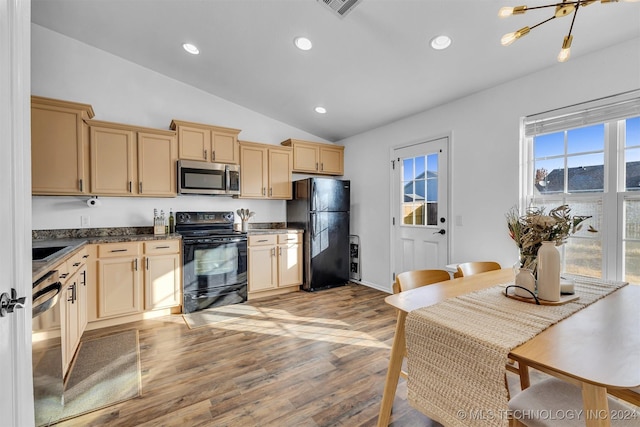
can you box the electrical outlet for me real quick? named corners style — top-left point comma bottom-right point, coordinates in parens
top-left (81, 215), bottom-right (90, 227)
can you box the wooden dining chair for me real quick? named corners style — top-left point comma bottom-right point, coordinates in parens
top-left (509, 378), bottom-right (638, 426)
top-left (393, 269), bottom-right (451, 380)
top-left (454, 261), bottom-right (501, 278)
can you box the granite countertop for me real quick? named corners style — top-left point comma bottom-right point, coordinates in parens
top-left (32, 229), bottom-right (182, 282)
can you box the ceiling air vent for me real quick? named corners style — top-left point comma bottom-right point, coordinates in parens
top-left (317, 0), bottom-right (362, 18)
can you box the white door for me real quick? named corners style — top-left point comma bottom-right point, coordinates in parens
top-left (0, 0), bottom-right (34, 425)
top-left (391, 137), bottom-right (449, 280)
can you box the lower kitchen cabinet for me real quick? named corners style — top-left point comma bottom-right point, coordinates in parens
top-left (97, 242), bottom-right (143, 318)
top-left (248, 232), bottom-right (302, 297)
top-left (144, 240), bottom-right (181, 310)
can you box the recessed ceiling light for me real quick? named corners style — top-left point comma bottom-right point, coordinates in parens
top-left (182, 43), bottom-right (200, 55)
top-left (294, 37), bottom-right (313, 51)
top-left (315, 106), bottom-right (327, 114)
top-left (430, 35), bottom-right (452, 50)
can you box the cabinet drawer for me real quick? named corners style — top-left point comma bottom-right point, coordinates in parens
top-left (56, 260), bottom-right (71, 283)
top-left (144, 240), bottom-right (180, 255)
top-left (98, 242), bottom-right (141, 258)
top-left (248, 234), bottom-right (277, 246)
top-left (278, 233), bottom-right (301, 244)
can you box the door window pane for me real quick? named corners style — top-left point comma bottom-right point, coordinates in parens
top-left (401, 154), bottom-right (438, 226)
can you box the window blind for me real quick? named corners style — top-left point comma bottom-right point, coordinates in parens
top-left (524, 89), bottom-right (640, 136)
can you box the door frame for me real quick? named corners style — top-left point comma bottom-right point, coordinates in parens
top-left (389, 133), bottom-right (453, 288)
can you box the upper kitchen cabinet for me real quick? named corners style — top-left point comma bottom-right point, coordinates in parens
top-left (280, 139), bottom-right (344, 175)
top-left (31, 96), bottom-right (95, 195)
top-left (239, 141), bottom-right (292, 199)
top-left (87, 120), bottom-right (177, 197)
top-left (170, 119), bottom-right (241, 164)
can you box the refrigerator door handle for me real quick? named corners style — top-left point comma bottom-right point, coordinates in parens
top-left (311, 180), bottom-right (316, 212)
top-left (310, 212), bottom-right (315, 238)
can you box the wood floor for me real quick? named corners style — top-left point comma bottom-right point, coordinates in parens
top-left (53, 283), bottom-right (439, 427)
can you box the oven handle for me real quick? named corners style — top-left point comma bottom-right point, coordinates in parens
top-left (184, 237), bottom-right (247, 244)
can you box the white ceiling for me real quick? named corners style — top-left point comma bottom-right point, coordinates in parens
top-left (31, 0), bottom-right (640, 142)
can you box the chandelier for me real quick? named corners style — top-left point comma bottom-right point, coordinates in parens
top-left (499, 0), bottom-right (639, 62)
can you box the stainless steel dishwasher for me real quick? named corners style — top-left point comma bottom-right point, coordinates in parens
top-left (32, 269), bottom-right (65, 411)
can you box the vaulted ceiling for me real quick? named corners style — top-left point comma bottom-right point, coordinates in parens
top-left (31, 0), bottom-right (640, 141)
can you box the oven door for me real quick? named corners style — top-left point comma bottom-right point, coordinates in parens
top-left (182, 237), bottom-right (247, 313)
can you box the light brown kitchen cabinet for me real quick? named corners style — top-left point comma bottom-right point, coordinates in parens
top-left (143, 240), bottom-right (181, 310)
top-left (96, 242), bottom-right (143, 319)
top-left (88, 120), bottom-right (177, 196)
top-left (247, 235), bottom-right (278, 292)
top-left (239, 141), bottom-right (292, 199)
top-left (280, 138), bottom-right (344, 176)
top-left (170, 119), bottom-right (240, 164)
top-left (277, 233), bottom-right (303, 287)
top-left (247, 232), bottom-right (302, 296)
top-left (31, 96), bottom-right (95, 195)
top-left (57, 248), bottom-right (88, 374)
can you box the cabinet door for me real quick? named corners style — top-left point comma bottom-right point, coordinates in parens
top-left (138, 131), bottom-right (177, 196)
top-left (291, 141), bottom-right (319, 172)
top-left (278, 242), bottom-right (302, 287)
top-left (31, 102), bottom-right (89, 194)
top-left (319, 146), bottom-right (344, 175)
top-left (177, 125), bottom-right (211, 161)
top-left (97, 257), bottom-right (142, 318)
top-left (90, 126), bottom-right (136, 194)
top-left (268, 148), bottom-right (292, 199)
top-left (145, 254), bottom-right (181, 310)
top-left (211, 131), bottom-right (238, 164)
top-left (77, 265), bottom-right (88, 340)
top-left (240, 144), bottom-right (268, 198)
top-left (62, 276), bottom-right (80, 375)
top-left (248, 245), bottom-right (277, 291)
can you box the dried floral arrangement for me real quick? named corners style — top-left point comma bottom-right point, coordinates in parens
top-left (506, 204), bottom-right (596, 271)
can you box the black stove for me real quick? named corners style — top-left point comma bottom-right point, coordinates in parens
top-left (176, 211), bottom-right (248, 313)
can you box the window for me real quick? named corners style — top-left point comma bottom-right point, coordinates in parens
top-left (402, 154), bottom-right (438, 226)
top-left (522, 91), bottom-right (640, 283)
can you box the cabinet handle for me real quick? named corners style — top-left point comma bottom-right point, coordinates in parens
top-left (262, 187), bottom-right (266, 196)
top-left (134, 258), bottom-right (138, 271)
top-left (146, 258), bottom-right (149, 270)
top-left (82, 254), bottom-right (89, 259)
top-left (110, 249), bottom-right (128, 253)
top-left (278, 247), bottom-right (282, 256)
top-left (271, 248), bottom-right (275, 256)
top-left (257, 239), bottom-right (268, 243)
top-left (269, 188), bottom-right (273, 197)
top-left (129, 181), bottom-right (132, 193)
top-left (286, 238), bottom-right (295, 241)
top-left (81, 270), bottom-right (86, 286)
top-left (73, 262), bottom-right (81, 267)
top-left (204, 149), bottom-right (207, 160)
top-left (59, 273), bottom-right (69, 279)
top-left (155, 245), bottom-right (170, 249)
top-left (316, 162), bottom-right (318, 171)
top-left (212, 150), bottom-right (215, 161)
top-left (139, 182), bottom-right (143, 193)
top-left (79, 178), bottom-right (83, 192)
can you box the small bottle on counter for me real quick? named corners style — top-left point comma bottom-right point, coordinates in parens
top-left (169, 209), bottom-right (175, 234)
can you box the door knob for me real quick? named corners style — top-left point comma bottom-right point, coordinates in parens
top-left (0, 288), bottom-right (26, 317)
top-left (434, 229), bottom-right (446, 235)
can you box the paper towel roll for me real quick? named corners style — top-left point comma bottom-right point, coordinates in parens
top-left (87, 198), bottom-right (101, 207)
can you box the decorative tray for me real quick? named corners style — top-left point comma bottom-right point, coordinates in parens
top-left (504, 285), bottom-right (579, 306)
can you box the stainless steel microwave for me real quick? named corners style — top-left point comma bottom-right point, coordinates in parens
top-left (177, 160), bottom-right (240, 196)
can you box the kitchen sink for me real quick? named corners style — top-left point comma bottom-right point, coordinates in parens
top-left (32, 246), bottom-right (68, 261)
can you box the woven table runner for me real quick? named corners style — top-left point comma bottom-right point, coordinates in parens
top-left (405, 275), bottom-right (627, 427)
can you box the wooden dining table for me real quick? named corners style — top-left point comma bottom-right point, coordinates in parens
top-left (377, 269), bottom-right (640, 427)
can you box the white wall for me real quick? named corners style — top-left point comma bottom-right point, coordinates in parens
top-left (341, 38), bottom-right (640, 291)
top-left (31, 24), bottom-right (331, 230)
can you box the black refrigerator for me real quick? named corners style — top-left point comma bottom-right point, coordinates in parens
top-left (286, 178), bottom-right (350, 291)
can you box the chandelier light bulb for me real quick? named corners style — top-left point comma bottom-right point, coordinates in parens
top-left (501, 26), bottom-right (530, 46)
top-left (557, 35), bottom-right (573, 62)
top-left (498, 6), bottom-right (514, 17)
